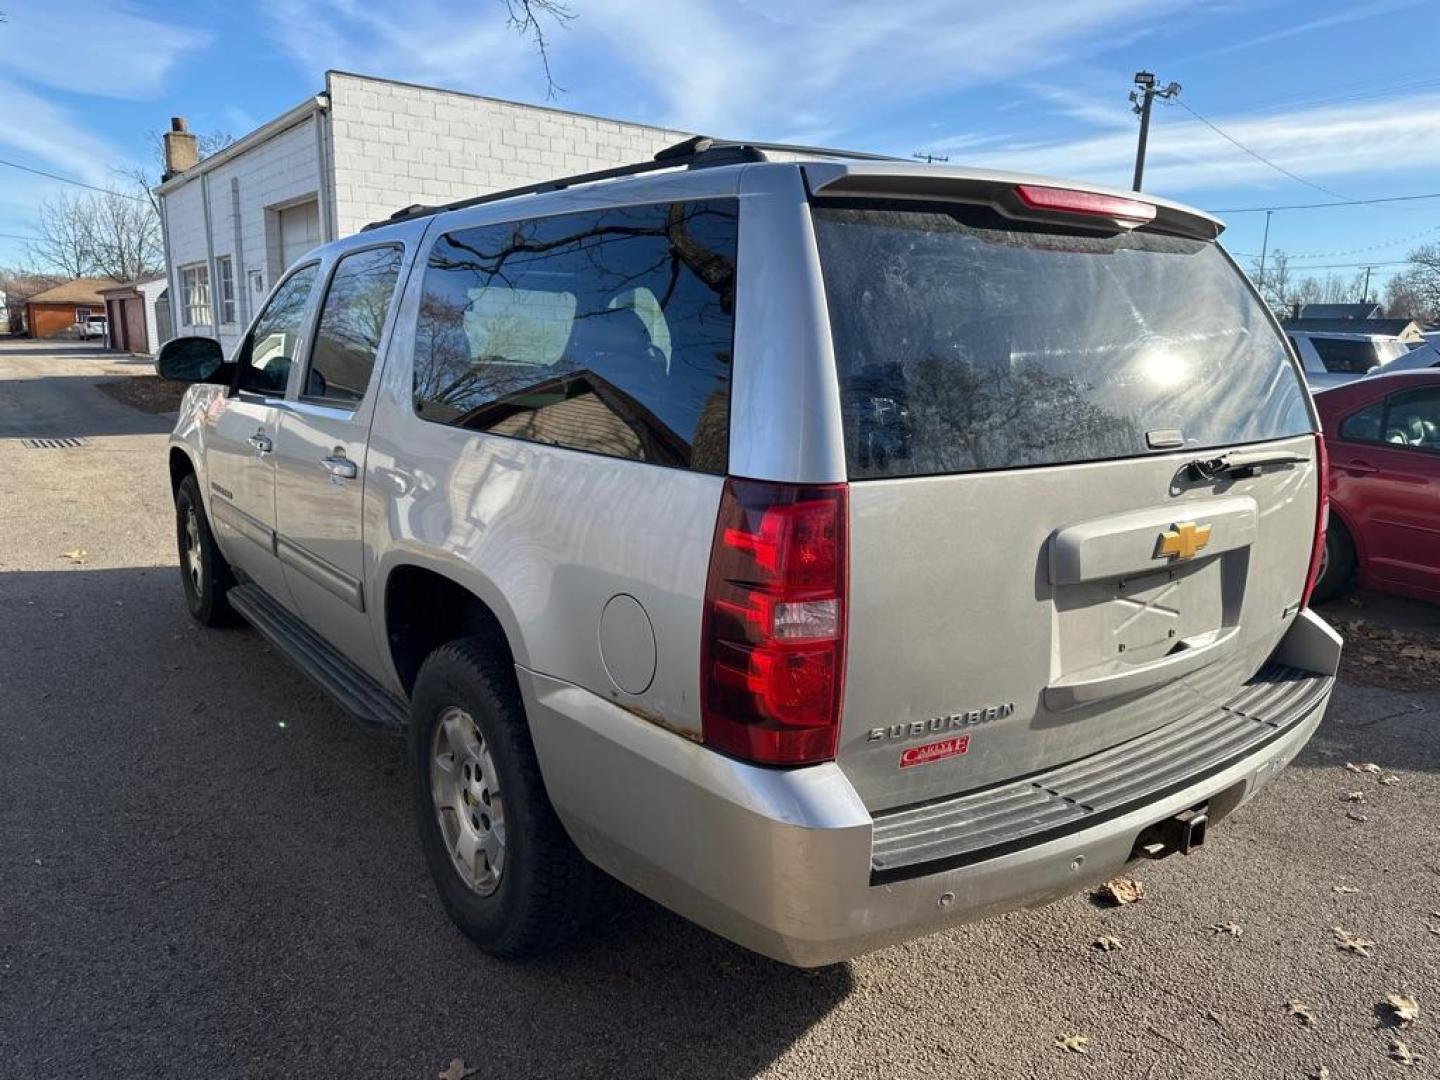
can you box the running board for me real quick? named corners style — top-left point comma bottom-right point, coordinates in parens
top-left (228, 583), bottom-right (409, 733)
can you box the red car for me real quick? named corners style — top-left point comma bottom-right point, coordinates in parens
top-left (1313, 369), bottom-right (1440, 603)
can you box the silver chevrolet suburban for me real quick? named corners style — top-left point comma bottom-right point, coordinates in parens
top-left (159, 137), bottom-right (1342, 967)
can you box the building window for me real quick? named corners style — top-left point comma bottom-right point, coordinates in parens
top-left (216, 256), bottom-right (237, 325)
top-left (74, 307), bottom-right (91, 324)
top-left (181, 264), bottom-right (211, 326)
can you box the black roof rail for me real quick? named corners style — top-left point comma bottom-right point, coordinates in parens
top-left (362, 135), bottom-right (899, 231)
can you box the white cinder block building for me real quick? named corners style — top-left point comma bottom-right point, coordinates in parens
top-left (156, 71), bottom-right (688, 352)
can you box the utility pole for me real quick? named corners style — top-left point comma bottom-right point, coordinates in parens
top-left (1130, 71), bottom-right (1181, 192)
top-left (1257, 210), bottom-right (1273, 288)
top-left (1361, 264), bottom-right (1375, 302)
top-left (912, 151), bottom-right (950, 164)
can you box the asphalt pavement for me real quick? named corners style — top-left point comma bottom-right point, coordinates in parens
top-left (1, 339), bottom-right (1437, 1080)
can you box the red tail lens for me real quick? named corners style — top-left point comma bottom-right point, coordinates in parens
top-left (1301, 433), bottom-right (1330, 608)
top-left (702, 479), bottom-right (848, 765)
top-left (1014, 184), bottom-right (1157, 226)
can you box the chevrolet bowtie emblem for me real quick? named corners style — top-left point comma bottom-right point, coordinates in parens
top-left (1157, 521), bottom-right (1212, 561)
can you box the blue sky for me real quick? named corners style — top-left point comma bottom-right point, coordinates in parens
top-left (2, 0), bottom-right (1439, 293)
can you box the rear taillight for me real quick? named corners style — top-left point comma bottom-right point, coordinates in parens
top-left (1301, 433), bottom-right (1329, 608)
top-left (1014, 184), bottom-right (1157, 227)
top-left (701, 479), bottom-right (848, 766)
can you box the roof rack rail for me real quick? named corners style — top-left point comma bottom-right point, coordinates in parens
top-left (362, 135), bottom-right (899, 231)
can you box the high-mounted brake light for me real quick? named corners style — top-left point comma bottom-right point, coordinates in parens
top-left (1301, 433), bottom-right (1329, 608)
top-left (701, 479), bottom-right (848, 766)
top-left (1014, 184), bottom-right (1157, 226)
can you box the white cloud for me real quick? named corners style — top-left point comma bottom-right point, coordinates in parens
top-left (0, 0), bottom-right (209, 100)
top-left (257, 0), bottom-right (1196, 140)
top-left (0, 77), bottom-right (126, 186)
top-left (962, 92), bottom-right (1440, 197)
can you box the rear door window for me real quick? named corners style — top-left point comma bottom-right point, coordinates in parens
top-left (411, 201), bottom-right (738, 473)
top-left (305, 245), bottom-right (404, 404)
top-left (811, 202), bottom-right (1313, 479)
top-left (1383, 387), bottom-right (1440, 450)
top-left (1339, 402), bottom-right (1384, 443)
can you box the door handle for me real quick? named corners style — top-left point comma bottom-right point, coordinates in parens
top-left (1344, 460), bottom-right (1378, 475)
top-left (247, 432), bottom-right (273, 454)
top-left (321, 454), bottom-right (358, 480)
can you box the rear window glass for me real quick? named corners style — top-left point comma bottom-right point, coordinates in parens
top-left (812, 203), bottom-right (1313, 479)
top-left (1311, 337), bottom-right (1387, 374)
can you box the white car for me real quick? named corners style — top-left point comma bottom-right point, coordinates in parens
top-left (79, 315), bottom-right (108, 341)
top-left (1285, 330), bottom-right (1410, 389)
top-left (1371, 340), bottom-right (1440, 374)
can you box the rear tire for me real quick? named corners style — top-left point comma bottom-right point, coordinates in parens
top-left (1311, 519), bottom-right (1355, 604)
top-left (174, 473), bottom-right (239, 627)
top-left (409, 637), bottom-right (596, 958)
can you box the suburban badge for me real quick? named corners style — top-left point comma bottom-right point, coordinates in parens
top-left (868, 702), bottom-right (1015, 743)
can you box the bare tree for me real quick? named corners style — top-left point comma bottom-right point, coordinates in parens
top-left (1384, 244), bottom-right (1440, 324)
top-left (87, 189), bottom-right (163, 280)
top-left (504, 0), bottom-right (575, 97)
top-left (23, 186), bottom-right (163, 282)
top-left (26, 192), bottom-right (94, 279)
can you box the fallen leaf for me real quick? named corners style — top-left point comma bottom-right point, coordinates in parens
top-left (1345, 762), bottom-right (1383, 774)
top-left (1385, 993), bottom-right (1420, 1027)
top-left (1333, 926), bottom-right (1375, 957)
top-left (1381, 775), bottom-right (1401, 786)
top-left (60, 549), bottom-right (87, 564)
top-left (1332, 884), bottom-right (1361, 895)
top-left (1346, 810), bottom-right (1369, 822)
top-left (1285, 1000), bottom-right (1316, 1026)
top-left (1389, 1038), bottom-right (1416, 1067)
top-left (1205, 1009), bottom-right (1222, 1024)
top-left (1054, 1034), bottom-right (1090, 1055)
top-left (1093, 935), bottom-right (1123, 952)
top-left (438, 1060), bottom-right (478, 1080)
top-left (1311, 1066), bottom-right (1329, 1080)
top-left (1342, 790), bottom-right (1367, 803)
top-left (1211, 921), bottom-right (1244, 938)
top-left (1099, 877), bottom-right (1145, 905)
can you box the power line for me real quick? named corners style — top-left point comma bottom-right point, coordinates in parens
top-left (1211, 191), bottom-right (1440, 213)
top-left (0, 158), bottom-right (145, 201)
top-left (1167, 98), bottom-right (1352, 202)
top-left (0, 232), bottom-right (42, 242)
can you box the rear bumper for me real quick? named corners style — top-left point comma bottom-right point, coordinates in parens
top-left (522, 610), bottom-right (1341, 967)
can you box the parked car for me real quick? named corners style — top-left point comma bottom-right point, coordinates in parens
top-left (157, 137), bottom-right (1340, 966)
top-left (78, 314), bottom-right (107, 340)
top-left (1286, 330), bottom-right (1410, 388)
top-left (1368, 339), bottom-right (1440, 375)
top-left (1312, 369), bottom-right (1440, 603)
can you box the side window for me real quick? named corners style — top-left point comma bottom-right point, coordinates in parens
top-left (1311, 338), bottom-right (1378, 375)
top-left (237, 264), bottom-right (319, 396)
top-left (411, 200), bottom-right (738, 474)
top-left (304, 246), bottom-right (405, 405)
top-left (1382, 387), bottom-right (1440, 450)
top-left (1338, 402), bottom-right (1384, 443)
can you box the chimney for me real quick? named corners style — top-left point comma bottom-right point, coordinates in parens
top-left (162, 117), bottom-right (198, 181)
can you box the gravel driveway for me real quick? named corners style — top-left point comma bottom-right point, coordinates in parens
top-left (2, 340), bottom-right (1437, 1079)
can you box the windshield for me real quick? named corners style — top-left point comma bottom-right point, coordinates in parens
top-left (812, 201), bottom-right (1314, 480)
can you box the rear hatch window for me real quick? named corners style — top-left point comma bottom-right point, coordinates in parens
top-left (811, 202), bottom-right (1313, 479)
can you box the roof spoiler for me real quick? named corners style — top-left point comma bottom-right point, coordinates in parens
top-left (804, 164), bottom-right (1223, 241)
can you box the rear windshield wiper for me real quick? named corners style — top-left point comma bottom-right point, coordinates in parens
top-left (1188, 448), bottom-right (1309, 481)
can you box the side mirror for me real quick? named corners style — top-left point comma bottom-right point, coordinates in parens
top-left (156, 336), bottom-right (233, 385)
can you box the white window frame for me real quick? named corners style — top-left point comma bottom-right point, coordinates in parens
top-left (181, 263), bottom-right (211, 326)
top-left (74, 306), bottom-right (91, 324)
top-left (216, 255), bottom-right (237, 325)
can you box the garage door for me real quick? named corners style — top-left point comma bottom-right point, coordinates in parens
top-left (279, 201), bottom-right (321, 274)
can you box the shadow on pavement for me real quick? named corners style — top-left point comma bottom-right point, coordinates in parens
top-left (0, 567), bottom-right (854, 1079)
top-left (0, 376), bottom-right (174, 438)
